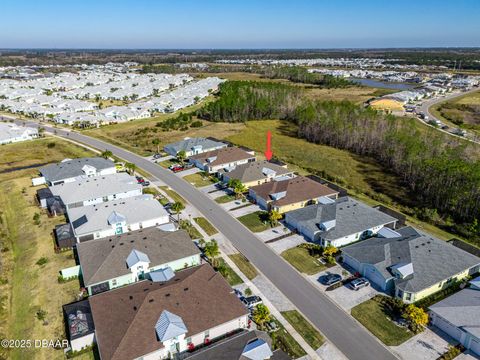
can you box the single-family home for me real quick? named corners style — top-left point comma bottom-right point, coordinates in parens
top-left (429, 278), bottom-right (480, 356)
top-left (249, 176), bottom-right (339, 214)
top-left (285, 197), bottom-right (397, 247)
top-left (77, 228), bottom-right (201, 295)
top-left (67, 194), bottom-right (170, 243)
top-left (0, 122), bottom-right (38, 144)
top-left (189, 147), bottom-right (256, 174)
top-left (342, 226), bottom-right (480, 303)
top-left (50, 172), bottom-right (142, 210)
top-left (220, 160), bottom-right (295, 189)
top-left (164, 137), bottom-right (227, 157)
top-left (85, 264), bottom-right (249, 360)
top-left (39, 157), bottom-right (116, 186)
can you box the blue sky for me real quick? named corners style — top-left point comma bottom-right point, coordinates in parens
top-left (1, 0), bottom-right (479, 49)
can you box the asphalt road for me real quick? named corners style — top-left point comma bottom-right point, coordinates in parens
top-left (9, 119), bottom-right (397, 360)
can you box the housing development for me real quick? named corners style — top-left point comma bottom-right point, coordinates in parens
top-left (1, 4), bottom-right (480, 360)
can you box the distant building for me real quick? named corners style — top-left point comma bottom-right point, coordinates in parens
top-left (164, 137), bottom-right (227, 157)
top-left (0, 122), bottom-right (38, 145)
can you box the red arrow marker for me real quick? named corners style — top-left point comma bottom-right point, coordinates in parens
top-left (264, 130), bottom-right (273, 160)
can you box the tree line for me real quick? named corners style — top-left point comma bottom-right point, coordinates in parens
top-left (261, 66), bottom-right (353, 88)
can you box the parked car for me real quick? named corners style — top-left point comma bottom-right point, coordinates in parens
top-left (153, 153), bottom-right (162, 159)
top-left (142, 181), bottom-right (151, 187)
top-left (321, 273), bottom-right (342, 286)
top-left (349, 277), bottom-right (370, 291)
top-left (242, 296), bottom-right (262, 308)
top-left (169, 164), bottom-right (184, 172)
top-left (233, 289), bottom-right (243, 298)
top-left (136, 176), bottom-right (145, 183)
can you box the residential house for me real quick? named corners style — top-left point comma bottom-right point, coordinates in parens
top-left (0, 122), bottom-right (38, 144)
top-left (84, 264), bottom-right (249, 360)
top-left (342, 227), bottom-right (480, 303)
top-left (77, 228), bottom-right (201, 295)
top-left (63, 299), bottom-right (95, 352)
top-left (429, 278), bottom-right (480, 356)
top-left (220, 160), bottom-right (295, 189)
top-left (285, 197), bottom-right (397, 247)
top-left (39, 157), bottom-right (116, 186)
top-left (50, 172), bottom-right (142, 210)
top-left (164, 137), bottom-right (227, 157)
top-left (249, 176), bottom-right (339, 214)
top-left (189, 147), bottom-right (256, 174)
top-left (67, 194), bottom-right (170, 243)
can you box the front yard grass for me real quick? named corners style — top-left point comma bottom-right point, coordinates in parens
top-left (228, 253), bottom-right (258, 280)
top-left (351, 297), bottom-right (413, 346)
top-left (237, 211), bottom-right (273, 233)
top-left (281, 310), bottom-right (324, 350)
top-left (215, 258), bottom-right (243, 286)
top-left (280, 247), bottom-right (326, 275)
top-left (158, 158), bottom-right (179, 168)
top-left (193, 217), bottom-right (218, 236)
top-left (179, 220), bottom-right (203, 240)
top-left (269, 317), bottom-right (307, 359)
top-left (159, 185), bottom-right (185, 204)
top-left (183, 172), bottom-right (216, 188)
top-left (214, 194), bottom-right (236, 204)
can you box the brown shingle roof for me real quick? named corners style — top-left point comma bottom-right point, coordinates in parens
top-left (250, 176), bottom-right (338, 207)
top-left (189, 147), bottom-right (255, 167)
top-left (89, 264), bottom-right (248, 360)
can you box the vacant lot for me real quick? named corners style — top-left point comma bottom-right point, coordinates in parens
top-left (351, 297), bottom-right (413, 346)
top-left (237, 211), bottom-right (273, 233)
top-left (0, 138), bottom-right (94, 360)
top-left (281, 310), bottom-right (324, 350)
top-left (281, 247), bottom-right (325, 275)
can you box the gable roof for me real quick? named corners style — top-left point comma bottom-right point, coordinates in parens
top-left (242, 338), bottom-right (273, 360)
top-left (429, 287), bottom-right (480, 339)
top-left (77, 228), bottom-right (200, 286)
top-left (126, 249), bottom-right (150, 268)
top-left (40, 157), bottom-right (115, 183)
top-left (285, 197), bottom-right (397, 241)
top-left (250, 176), bottom-right (338, 207)
top-left (190, 147), bottom-right (255, 167)
top-left (164, 137), bottom-right (226, 154)
top-left (89, 264), bottom-right (249, 360)
top-left (342, 227), bottom-right (480, 293)
top-left (155, 310), bottom-right (188, 341)
top-left (220, 160), bottom-right (292, 184)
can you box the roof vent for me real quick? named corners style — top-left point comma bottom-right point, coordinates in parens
top-left (133, 306), bottom-right (137, 311)
top-left (165, 293), bottom-right (170, 297)
top-left (184, 287), bottom-right (189, 291)
top-left (129, 296), bottom-right (133, 300)
top-left (149, 299), bottom-right (154, 303)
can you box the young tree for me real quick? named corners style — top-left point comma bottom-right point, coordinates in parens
top-left (228, 179), bottom-right (247, 199)
top-left (171, 201), bottom-right (185, 222)
top-left (403, 304), bottom-right (428, 333)
top-left (268, 210), bottom-right (282, 227)
top-left (323, 245), bottom-right (338, 257)
top-left (152, 139), bottom-right (160, 154)
top-left (177, 150), bottom-right (187, 164)
top-left (252, 304), bottom-right (271, 330)
top-left (204, 240), bottom-right (220, 267)
top-left (101, 150), bottom-right (113, 159)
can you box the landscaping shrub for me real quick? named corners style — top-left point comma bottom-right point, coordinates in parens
top-left (36, 257), bottom-right (49, 266)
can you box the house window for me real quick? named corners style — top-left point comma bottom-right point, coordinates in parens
top-left (438, 282), bottom-right (443, 288)
top-left (405, 292), bottom-right (412, 301)
top-left (204, 330), bottom-right (209, 338)
top-left (112, 279), bottom-right (117, 286)
top-left (139, 222), bottom-right (143, 229)
top-left (186, 337), bottom-right (192, 344)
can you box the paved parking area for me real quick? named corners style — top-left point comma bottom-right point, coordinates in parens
top-left (391, 327), bottom-right (454, 360)
top-left (268, 233), bottom-right (306, 254)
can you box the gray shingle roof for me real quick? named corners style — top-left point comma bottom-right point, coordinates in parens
top-left (40, 157), bottom-right (115, 183)
top-left (220, 160), bottom-right (292, 184)
top-left (429, 287), bottom-right (480, 339)
top-left (286, 197), bottom-right (397, 241)
top-left (164, 137), bottom-right (226, 155)
top-left (342, 227), bottom-right (480, 293)
top-left (77, 228), bottom-right (200, 286)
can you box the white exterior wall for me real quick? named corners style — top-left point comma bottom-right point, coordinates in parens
top-left (70, 333), bottom-right (95, 352)
top-left (67, 188), bottom-right (142, 209)
top-left (209, 158), bottom-right (253, 173)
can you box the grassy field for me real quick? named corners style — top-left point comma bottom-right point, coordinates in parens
top-left (228, 253), bottom-right (258, 280)
top-left (281, 310), bottom-right (324, 350)
top-left (281, 247), bottom-right (326, 275)
top-left (214, 194), bottom-right (236, 204)
top-left (236, 211), bottom-right (273, 233)
top-left (216, 258), bottom-right (243, 286)
top-left (183, 172), bottom-right (216, 188)
top-left (351, 297), bottom-right (413, 346)
top-left (0, 138), bottom-right (95, 360)
top-left (193, 217), bottom-right (218, 236)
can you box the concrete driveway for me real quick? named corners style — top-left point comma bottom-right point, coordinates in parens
top-left (255, 225), bottom-right (290, 242)
top-left (268, 233), bottom-right (306, 254)
top-left (391, 327), bottom-right (454, 360)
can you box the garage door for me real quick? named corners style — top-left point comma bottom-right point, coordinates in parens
top-left (434, 315), bottom-right (462, 341)
top-left (343, 255), bottom-right (360, 272)
top-left (470, 337), bottom-right (480, 356)
top-left (364, 266), bottom-right (386, 290)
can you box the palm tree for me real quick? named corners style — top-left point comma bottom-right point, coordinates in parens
top-left (125, 162), bottom-right (136, 175)
top-left (177, 150), bottom-right (187, 164)
top-left (204, 240), bottom-right (220, 267)
top-left (152, 139), bottom-right (160, 154)
top-left (101, 150), bottom-right (113, 159)
top-left (171, 201), bottom-right (185, 222)
top-left (268, 210), bottom-right (282, 227)
top-left (252, 304), bottom-right (271, 330)
top-left (228, 179), bottom-right (246, 199)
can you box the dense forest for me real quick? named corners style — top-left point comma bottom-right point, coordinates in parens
top-left (197, 81), bottom-right (480, 242)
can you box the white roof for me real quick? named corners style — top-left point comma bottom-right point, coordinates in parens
top-left (126, 249), bottom-right (151, 268)
top-left (155, 310), bottom-right (188, 342)
top-left (242, 338), bottom-right (273, 360)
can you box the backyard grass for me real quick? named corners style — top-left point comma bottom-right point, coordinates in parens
top-left (281, 247), bottom-right (326, 275)
top-left (281, 310), bottom-right (324, 350)
top-left (183, 172), bottom-right (216, 188)
top-left (0, 138), bottom-right (94, 360)
top-left (269, 317), bottom-right (307, 359)
top-left (215, 258), bottom-right (243, 286)
top-left (228, 253), bottom-right (258, 280)
top-left (193, 217), bottom-right (218, 236)
top-left (236, 211), bottom-right (273, 233)
top-left (159, 185), bottom-right (186, 204)
top-left (351, 297), bottom-right (413, 346)
top-left (179, 220), bottom-right (203, 240)
top-left (214, 194), bottom-right (236, 204)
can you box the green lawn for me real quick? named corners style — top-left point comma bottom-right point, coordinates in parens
top-left (183, 172), bottom-right (216, 188)
top-left (158, 158), bottom-right (179, 168)
top-left (281, 310), bottom-right (324, 350)
top-left (269, 317), bottom-right (307, 359)
top-left (193, 217), bottom-right (218, 236)
top-left (351, 297), bottom-right (413, 346)
top-left (159, 185), bottom-right (185, 204)
top-left (229, 253), bottom-right (258, 280)
top-left (216, 258), bottom-right (243, 286)
top-left (179, 220), bottom-right (203, 240)
top-left (214, 194), bottom-right (236, 204)
top-left (237, 211), bottom-right (273, 232)
top-left (281, 247), bottom-right (326, 275)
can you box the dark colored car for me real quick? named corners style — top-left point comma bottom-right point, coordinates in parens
top-left (322, 273), bottom-right (342, 286)
top-left (141, 181), bottom-right (151, 186)
top-left (153, 153), bottom-right (162, 159)
top-left (349, 277), bottom-right (370, 291)
top-left (242, 296), bottom-right (262, 308)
